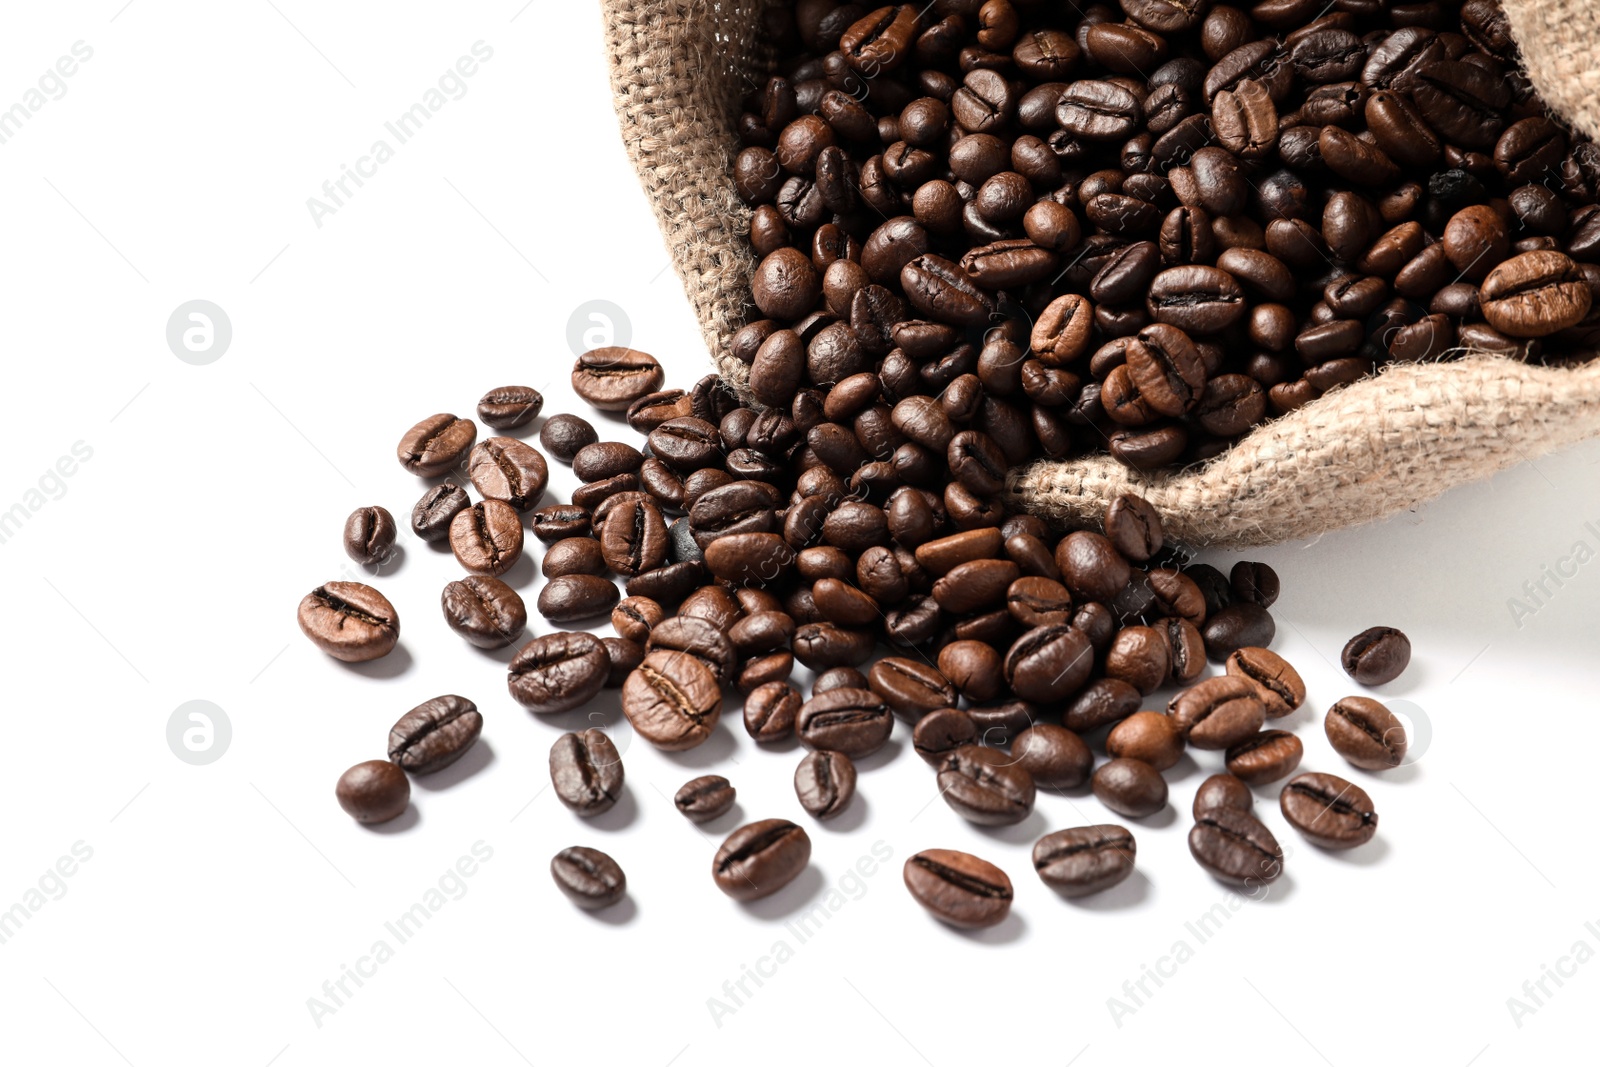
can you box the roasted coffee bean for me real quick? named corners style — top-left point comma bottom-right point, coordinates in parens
top-left (704, 532), bottom-right (796, 586)
top-left (1104, 493), bottom-right (1163, 562)
top-left (1201, 602), bottom-right (1275, 661)
top-left (628, 389), bottom-right (694, 433)
top-left (904, 849), bottom-right (1013, 929)
top-left (550, 729), bottom-right (624, 816)
top-left (712, 819), bottom-right (811, 900)
top-left (1092, 757), bottom-right (1168, 818)
top-left (343, 506), bottom-right (396, 566)
top-left (966, 699), bottom-right (1037, 747)
top-left (1106, 711), bottom-right (1186, 770)
top-left (540, 413), bottom-right (599, 461)
top-left (1326, 695), bottom-right (1408, 769)
top-left (1340, 625), bottom-right (1411, 685)
top-left (388, 695), bottom-right (482, 774)
top-left (477, 385), bottom-right (543, 429)
top-left (441, 575), bottom-right (527, 648)
top-left (573, 441), bottom-right (644, 482)
top-left (1225, 646), bottom-right (1305, 716)
top-left (298, 582), bottom-right (399, 662)
top-left (1224, 729), bottom-right (1304, 785)
top-left (647, 615), bottom-right (738, 686)
top-left (411, 483), bottom-right (470, 543)
top-left (937, 745), bottom-right (1036, 825)
top-left (449, 499), bottom-right (524, 577)
top-left (1004, 578), bottom-right (1074, 630)
top-left (1193, 773), bottom-right (1253, 819)
top-left (467, 437), bottom-right (549, 511)
top-left (1280, 771), bottom-right (1379, 848)
top-left (913, 707), bottom-right (979, 764)
top-left (1065, 677), bottom-right (1142, 733)
top-left (1169, 676), bottom-right (1266, 750)
top-left (1104, 626), bottom-right (1172, 695)
top-left (531, 503), bottom-right (592, 544)
top-left (1033, 825), bottom-right (1137, 896)
top-left (542, 537), bottom-right (607, 579)
top-left (869, 657), bottom-right (958, 719)
top-left (1004, 624), bottom-right (1094, 703)
top-left (744, 680), bottom-right (802, 743)
top-left (604, 636), bottom-right (645, 686)
top-left (397, 413), bottom-right (476, 477)
top-left (572, 347), bottom-right (665, 410)
top-left (538, 574), bottom-right (621, 623)
top-left (795, 750), bottom-right (856, 819)
top-left (600, 497), bottom-right (669, 577)
top-left (507, 632), bottom-right (609, 714)
top-left (813, 666), bottom-right (868, 696)
top-left (623, 650), bottom-right (722, 750)
top-left (675, 775), bottom-right (737, 821)
top-left (335, 760), bottom-right (410, 824)
top-left (1057, 80), bottom-right (1142, 141)
top-left (551, 846), bottom-right (626, 909)
top-left (792, 621), bottom-right (876, 668)
top-left (797, 687), bottom-right (893, 758)
top-left (1010, 723), bottom-right (1092, 788)
top-left (1189, 807), bottom-right (1284, 885)
top-left (610, 596), bottom-right (663, 645)
top-left (1056, 531), bottom-right (1131, 603)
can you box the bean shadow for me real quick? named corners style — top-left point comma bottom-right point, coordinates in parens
top-left (1063, 871), bottom-right (1152, 911)
top-left (1129, 804), bottom-right (1178, 830)
top-left (856, 738), bottom-right (906, 772)
top-left (976, 809), bottom-right (1049, 845)
top-left (950, 910), bottom-right (1027, 945)
top-left (344, 643), bottom-right (414, 680)
top-left (587, 788), bottom-right (640, 831)
top-left (1325, 835), bottom-right (1390, 867)
top-left (662, 727), bottom-right (738, 769)
top-left (816, 791), bottom-right (869, 832)
top-left (585, 895), bottom-right (639, 926)
top-left (366, 806), bottom-right (421, 835)
top-left (498, 553), bottom-right (540, 591)
top-left (742, 866), bottom-right (826, 921)
top-left (414, 739), bottom-right (496, 791)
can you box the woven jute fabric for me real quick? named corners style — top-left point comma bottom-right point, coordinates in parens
top-left (605, 0), bottom-right (1600, 547)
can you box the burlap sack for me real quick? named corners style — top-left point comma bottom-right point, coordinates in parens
top-left (604, 0), bottom-right (1600, 547)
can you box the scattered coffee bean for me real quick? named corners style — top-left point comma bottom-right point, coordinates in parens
top-left (388, 695), bottom-right (482, 774)
top-left (467, 436), bottom-right (549, 511)
top-left (573, 347), bottom-right (665, 411)
top-left (712, 819), bottom-right (811, 901)
top-left (1326, 695), bottom-right (1408, 770)
top-left (676, 775), bottom-right (737, 821)
top-left (298, 582), bottom-right (399, 662)
top-left (550, 729), bottom-right (624, 816)
top-left (744, 680), bottom-right (801, 743)
top-left (397, 413), bottom-right (475, 477)
top-left (449, 499), bottom-right (524, 577)
top-left (903, 848), bottom-right (1013, 929)
top-left (797, 687), bottom-right (894, 758)
top-left (1169, 677), bottom-right (1267, 750)
top-left (343, 506), bottom-right (396, 566)
top-left (411, 483), bottom-right (470, 543)
top-left (1093, 757), bottom-right (1168, 819)
top-left (1225, 646), bottom-right (1306, 717)
top-left (1225, 730), bottom-right (1305, 785)
top-left (1280, 771), bottom-right (1379, 849)
top-left (795, 750), bottom-right (857, 819)
top-left (1010, 723), bottom-right (1092, 789)
top-left (1033, 825), bottom-right (1137, 897)
top-left (623, 650), bottom-right (722, 750)
top-left (1106, 710), bottom-right (1186, 770)
top-left (1189, 808), bottom-right (1284, 886)
top-left (507, 632), bottom-right (609, 714)
top-left (1341, 626), bottom-right (1411, 685)
top-left (551, 846), bottom-right (626, 909)
top-left (1193, 773), bottom-right (1254, 820)
top-left (335, 760), bottom-right (409, 824)
top-left (477, 385), bottom-right (544, 429)
top-left (539, 574), bottom-right (622, 623)
top-left (937, 745), bottom-right (1036, 826)
top-left (441, 575), bottom-right (527, 648)
top-left (540, 413), bottom-right (599, 461)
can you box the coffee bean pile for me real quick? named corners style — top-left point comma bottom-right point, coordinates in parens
top-left (728, 0), bottom-right (1600, 470)
top-left (299, 348), bottom-right (1414, 925)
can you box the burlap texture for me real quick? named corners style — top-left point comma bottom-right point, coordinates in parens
top-left (604, 0), bottom-right (1600, 547)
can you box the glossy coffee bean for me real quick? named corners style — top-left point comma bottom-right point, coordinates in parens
top-left (1340, 625), bottom-right (1411, 685)
top-left (675, 775), bottom-right (737, 821)
top-left (550, 729), bottom-right (624, 816)
top-left (1201, 602), bottom-right (1275, 661)
top-left (441, 575), bottom-right (526, 649)
top-left (744, 680), bottom-right (801, 742)
top-left (538, 574), bottom-right (621, 624)
top-left (1093, 758), bottom-right (1168, 818)
top-left (298, 582), bottom-right (399, 662)
top-left (623, 650), bottom-right (722, 750)
top-left (795, 750), bottom-right (856, 819)
top-left (540, 413), bottom-right (599, 461)
top-left (1192, 773), bottom-right (1253, 819)
top-left (1065, 678), bottom-right (1142, 733)
top-left (904, 849), bottom-right (1013, 929)
top-left (507, 632), bottom-right (609, 713)
top-left (1280, 771), bottom-right (1378, 849)
top-left (1189, 807), bottom-right (1283, 885)
top-left (797, 687), bottom-right (893, 758)
top-left (1168, 676), bottom-right (1266, 750)
top-left (1224, 729), bottom-right (1304, 785)
top-left (551, 846), bottom-right (626, 909)
top-left (449, 499), bottom-right (524, 577)
top-left (388, 695), bottom-right (482, 774)
top-left (1225, 646), bottom-right (1305, 716)
top-left (572, 347), bottom-right (665, 410)
top-left (712, 819), bottom-right (811, 901)
top-left (1010, 723), bottom-right (1092, 789)
top-left (397, 413), bottom-right (475, 477)
top-left (869, 656), bottom-right (958, 719)
top-left (411, 484), bottom-right (470, 543)
top-left (343, 506), bottom-right (396, 566)
top-left (1032, 825), bottom-right (1137, 897)
top-left (1104, 493), bottom-right (1164, 561)
top-left (335, 760), bottom-right (409, 824)
top-left (937, 745), bottom-right (1035, 825)
top-left (1326, 695), bottom-right (1408, 769)
top-left (467, 437), bottom-right (549, 511)
top-left (912, 707), bottom-right (979, 765)
top-left (1106, 711), bottom-right (1186, 770)
top-left (477, 385), bottom-right (543, 429)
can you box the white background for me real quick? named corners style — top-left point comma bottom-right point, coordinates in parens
top-left (1, 3), bottom-right (1598, 1065)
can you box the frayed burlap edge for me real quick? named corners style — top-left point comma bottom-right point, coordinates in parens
top-left (605, 0), bottom-right (1600, 546)
top-left (1007, 355), bottom-right (1600, 547)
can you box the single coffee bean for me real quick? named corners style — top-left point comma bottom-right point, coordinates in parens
top-left (297, 581), bottom-right (399, 662)
top-left (1104, 626), bottom-right (1173, 695)
top-left (335, 760), bottom-right (410, 824)
top-left (1092, 757), bottom-right (1168, 818)
top-left (912, 707), bottom-right (979, 765)
top-left (343, 506), bottom-right (396, 566)
top-left (869, 656), bottom-right (958, 719)
top-left (467, 436), bottom-right (549, 511)
top-left (411, 483), bottom-right (470, 542)
top-left (1280, 771), bottom-right (1378, 849)
top-left (448, 499), bottom-right (524, 577)
top-left (797, 687), bottom-right (893, 758)
top-left (1065, 677), bottom-right (1142, 733)
top-left (603, 636), bottom-right (644, 686)
top-left (600, 496), bottom-right (670, 578)
top-left (1193, 773), bottom-right (1253, 819)
top-left (1340, 625), bottom-right (1411, 685)
top-left (744, 680), bottom-right (802, 742)
top-left (1225, 646), bottom-right (1306, 716)
top-left (676, 774), bottom-right (737, 821)
top-left (573, 441), bottom-right (645, 482)
top-left (1056, 530), bottom-right (1131, 603)
top-left (1032, 825), bottom-right (1137, 897)
top-left (477, 385), bottom-right (543, 429)
top-left (1479, 251), bottom-right (1592, 337)
top-left (1106, 711), bottom-right (1186, 770)
top-left (388, 695), bottom-right (482, 774)
top-left (1168, 676), bottom-right (1266, 750)
top-left (1004, 624), bottom-right (1094, 703)
top-left (540, 413), bottom-right (599, 461)
top-left (1229, 561), bottom-right (1280, 607)
top-left (551, 846), bottom-right (626, 909)
top-left (441, 575), bottom-right (526, 649)
top-left (538, 574), bottom-right (621, 624)
top-left (623, 649), bottom-right (722, 750)
top-left (903, 849), bottom-right (1013, 929)
top-left (1104, 493), bottom-right (1164, 562)
top-left (549, 729), bottom-right (624, 816)
top-left (397, 413), bottom-right (475, 477)
top-left (1010, 723), bottom-right (1092, 789)
top-left (572, 347), bottom-right (665, 410)
top-left (1224, 729), bottom-right (1304, 785)
top-left (795, 749), bottom-right (857, 819)
top-left (712, 819), bottom-right (811, 901)
top-left (647, 615), bottom-right (738, 686)
top-left (507, 631), bottom-right (609, 713)
top-left (1326, 695), bottom-right (1408, 769)
top-left (612, 595), bottom-right (664, 643)
top-left (1201, 602), bottom-right (1275, 661)
top-left (937, 744), bottom-right (1036, 826)
top-left (531, 503), bottom-right (592, 544)
top-left (1189, 807), bottom-right (1284, 885)
top-left (541, 537), bottom-right (606, 579)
